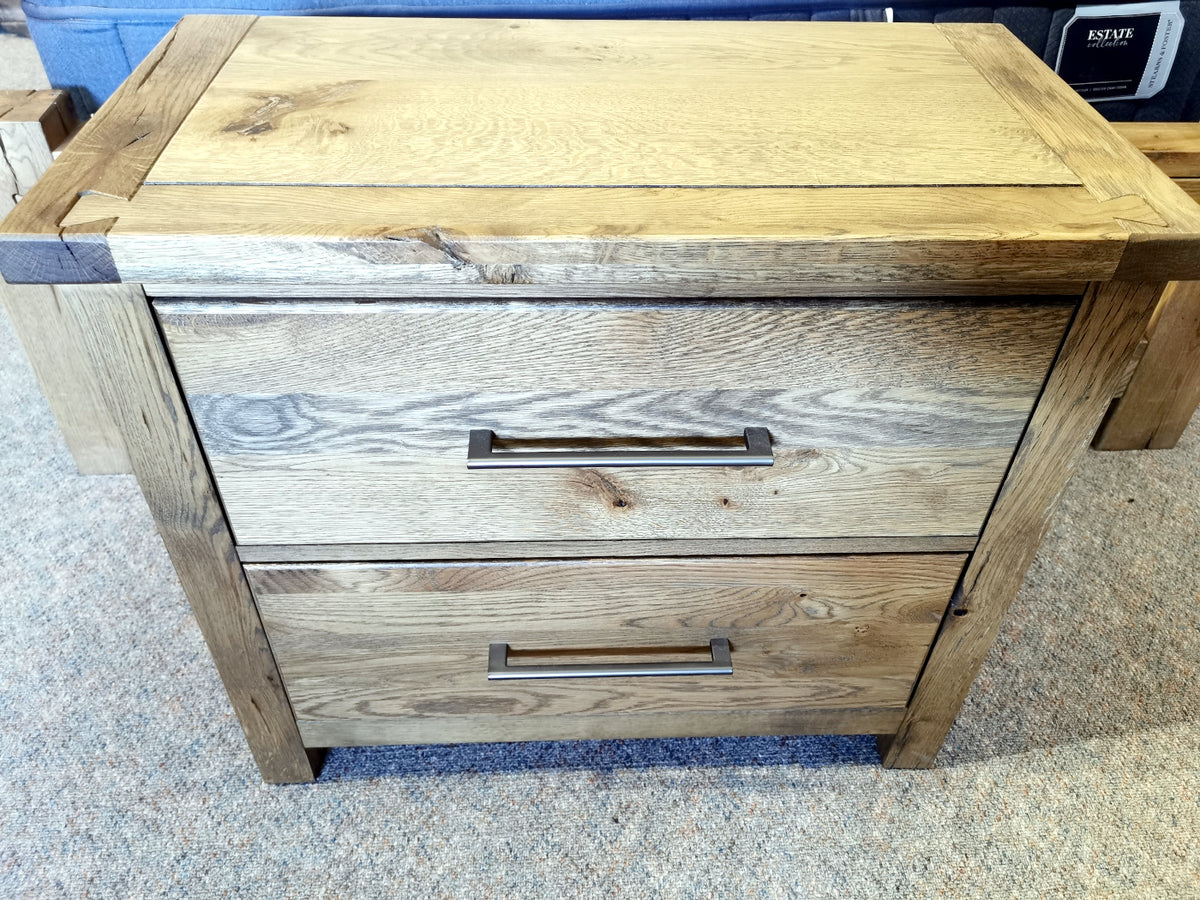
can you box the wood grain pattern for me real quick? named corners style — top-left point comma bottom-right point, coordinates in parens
top-left (0, 101), bottom-right (54, 202)
top-left (1113, 336), bottom-right (1151, 398)
top-left (0, 90), bottom-right (128, 474)
top-left (0, 91), bottom-right (28, 119)
top-left (144, 280), bottom-right (1092, 300)
top-left (157, 298), bottom-right (1072, 546)
top-left (1097, 123), bottom-right (1200, 450)
top-left (0, 16), bottom-right (255, 283)
top-left (880, 280), bottom-right (1164, 769)
top-left (86, 19), bottom-right (1200, 291)
top-left (1, 92), bottom-right (62, 212)
top-left (205, 447), bottom-right (1015, 545)
top-left (1, 90), bottom-right (76, 183)
top-left (156, 299), bottom-right (1072, 393)
top-left (248, 555), bottom-right (963, 745)
top-left (1094, 280), bottom-right (1200, 449)
top-left (0, 91), bottom-right (74, 140)
top-left (149, 18), bottom-right (1077, 189)
top-left (936, 24), bottom-right (1200, 282)
top-left (298, 707), bottom-right (908, 747)
top-left (10, 20), bottom-right (1200, 293)
top-left (11, 91), bottom-right (74, 150)
top-left (0, 284), bottom-right (130, 473)
top-left (56, 283), bottom-right (319, 783)
top-left (108, 184), bottom-right (1131, 288)
top-left (185, 389), bottom-right (1035, 454)
top-left (4, 19), bottom-right (1184, 774)
top-left (1172, 179), bottom-right (1200, 204)
top-left (235, 535), bottom-right (978, 564)
top-left (1114, 122), bottom-right (1200, 178)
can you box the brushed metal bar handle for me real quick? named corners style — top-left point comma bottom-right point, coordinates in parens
top-left (487, 638), bottom-right (733, 680)
top-left (467, 428), bottom-right (772, 469)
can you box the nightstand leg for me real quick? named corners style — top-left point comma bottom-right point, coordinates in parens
top-left (58, 283), bottom-right (319, 784)
top-left (880, 281), bottom-right (1164, 769)
top-left (1093, 280), bottom-right (1200, 450)
top-left (0, 90), bottom-right (129, 474)
top-left (1, 281), bottom-right (130, 472)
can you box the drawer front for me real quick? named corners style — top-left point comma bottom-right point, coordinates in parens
top-left (248, 554), bottom-right (965, 746)
top-left (157, 298), bottom-right (1074, 546)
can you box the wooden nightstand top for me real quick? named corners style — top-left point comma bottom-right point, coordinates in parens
top-left (4, 15), bottom-right (1200, 289)
top-left (148, 18), bottom-right (1077, 189)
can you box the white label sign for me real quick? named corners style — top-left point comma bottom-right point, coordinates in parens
top-left (1055, 1), bottom-right (1184, 102)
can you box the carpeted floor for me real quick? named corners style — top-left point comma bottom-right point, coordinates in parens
top-left (2, 35), bottom-right (1199, 899)
top-left (0, 32), bottom-right (47, 87)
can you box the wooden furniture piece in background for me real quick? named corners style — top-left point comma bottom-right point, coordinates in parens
top-left (0, 89), bottom-right (128, 473)
top-left (1096, 122), bottom-right (1200, 451)
top-left (3, 17), bottom-right (1200, 782)
top-left (0, 0), bottom-right (27, 37)
top-left (1118, 122), bottom-right (1200, 201)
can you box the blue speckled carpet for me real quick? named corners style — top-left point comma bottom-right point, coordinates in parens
top-left (2, 35), bottom-right (1199, 899)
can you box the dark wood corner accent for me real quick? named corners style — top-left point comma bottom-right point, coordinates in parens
top-left (1112, 231), bottom-right (1200, 282)
top-left (0, 15), bottom-right (256, 284)
top-left (0, 89), bottom-right (76, 151)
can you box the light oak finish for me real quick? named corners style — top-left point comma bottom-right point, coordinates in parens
top-left (0, 16), bottom-right (255, 283)
top-left (157, 298), bottom-right (1072, 546)
top-left (1, 284), bottom-right (130, 472)
top-left (1172, 179), bottom-right (1200, 204)
top-left (1, 91), bottom-right (58, 201)
top-left (880, 281), bottom-right (1164, 768)
top-left (210, 447), bottom-right (1014, 545)
top-left (1094, 280), bottom-right (1200, 449)
top-left (56, 283), bottom-right (319, 783)
top-left (936, 24), bottom-right (1200, 283)
top-left (3, 18), bottom-right (1199, 779)
top-left (8, 18), bottom-right (1199, 290)
top-left (107, 185), bottom-right (1135, 289)
top-left (299, 707), bottom-right (910, 747)
top-left (247, 555), bottom-right (963, 747)
top-left (143, 280), bottom-right (1092, 299)
top-left (235, 535), bottom-right (979, 563)
top-left (150, 18), bottom-right (1077, 188)
top-left (1113, 336), bottom-right (1151, 397)
top-left (1113, 122), bottom-right (1200, 178)
top-left (1096, 123), bottom-right (1200, 450)
top-left (0, 91), bottom-right (128, 474)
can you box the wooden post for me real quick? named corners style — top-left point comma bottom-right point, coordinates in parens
top-left (1097, 122), bottom-right (1200, 450)
top-left (1094, 280), bottom-right (1200, 449)
top-left (57, 282), bottom-right (322, 783)
top-left (0, 90), bottom-right (129, 473)
top-left (880, 281), bottom-right (1163, 768)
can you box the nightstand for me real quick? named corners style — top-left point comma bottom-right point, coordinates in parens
top-left (3, 15), bottom-right (1197, 782)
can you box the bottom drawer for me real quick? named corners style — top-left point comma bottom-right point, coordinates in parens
top-left (247, 555), bottom-right (964, 747)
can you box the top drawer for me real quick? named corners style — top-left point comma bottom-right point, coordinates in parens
top-left (156, 298), bottom-right (1074, 546)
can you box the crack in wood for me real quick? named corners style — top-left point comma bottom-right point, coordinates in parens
top-left (384, 227), bottom-right (471, 268)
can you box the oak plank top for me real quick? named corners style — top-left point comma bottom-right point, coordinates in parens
top-left (0, 15), bottom-right (255, 283)
top-left (5, 15), bottom-right (1200, 287)
top-left (148, 18), bottom-right (1078, 189)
